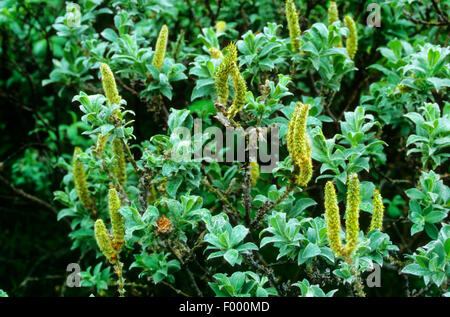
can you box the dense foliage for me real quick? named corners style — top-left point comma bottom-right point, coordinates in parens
top-left (0, 0), bottom-right (449, 297)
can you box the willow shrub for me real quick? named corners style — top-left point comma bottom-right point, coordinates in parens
top-left (6, 0), bottom-right (446, 297)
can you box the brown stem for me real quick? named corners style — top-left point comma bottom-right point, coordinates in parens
top-left (244, 253), bottom-right (283, 296)
top-left (250, 182), bottom-right (296, 229)
top-left (0, 173), bottom-right (69, 226)
top-left (431, 0), bottom-right (448, 22)
top-left (403, 10), bottom-right (450, 26)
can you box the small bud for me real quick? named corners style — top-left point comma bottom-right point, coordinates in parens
top-left (94, 219), bottom-right (117, 263)
top-left (108, 188), bottom-right (125, 250)
top-left (285, 0), bottom-right (301, 53)
top-left (209, 47), bottom-right (223, 59)
top-left (368, 189), bottom-right (384, 232)
top-left (215, 21), bottom-right (226, 34)
top-left (344, 15), bottom-right (358, 60)
top-left (152, 24), bottom-right (168, 71)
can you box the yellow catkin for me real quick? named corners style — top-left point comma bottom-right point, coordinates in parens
top-left (294, 103), bottom-right (312, 186)
top-left (214, 42), bottom-right (247, 119)
top-left (94, 219), bottom-right (117, 263)
top-left (342, 173), bottom-right (361, 258)
top-left (112, 138), bottom-right (127, 187)
top-left (227, 64), bottom-right (247, 119)
top-left (100, 63), bottom-right (121, 106)
top-left (215, 21), bottom-right (226, 34)
top-left (285, 0), bottom-right (301, 53)
top-left (152, 24), bottom-right (168, 71)
top-left (96, 133), bottom-right (109, 156)
top-left (287, 102), bottom-right (312, 186)
top-left (368, 189), bottom-right (384, 232)
top-left (344, 15), bottom-right (357, 60)
top-left (73, 147), bottom-right (94, 212)
top-left (108, 188), bottom-right (125, 250)
top-left (209, 47), bottom-right (223, 59)
top-left (147, 184), bottom-right (158, 204)
top-left (286, 104), bottom-right (300, 159)
top-left (215, 42), bottom-right (237, 105)
top-left (249, 161), bottom-right (259, 187)
top-left (324, 181), bottom-right (343, 257)
top-left (328, 1), bottom-right (339, 25)
top-left (297, 156), bottom-right (312, 187)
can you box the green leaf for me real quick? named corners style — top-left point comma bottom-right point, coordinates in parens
top-left (425, 210), bottom-right (447, 224)
top-left (224, 249), bottom-right (240, 266)
top-left (166, 176), bottom-right (183, 198)
top-left (303, 243), bottom-right (321, 259)
top-left (424, 223), bottom-right (439, 239)
top-left (290, 198), bottom-right (317, 217)
top-left (229, 272), bottom-right (246, 291)
top-left (402, 264), bottom-right (429, 277)
top-left (405, 188), bottom-right (426, 200)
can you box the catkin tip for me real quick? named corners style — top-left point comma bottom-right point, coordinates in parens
top-left (344, 15), bottom-right (358, 60)
top-left (152, 24), bottom-right (169, 71)
top-left (285, 0), bottom-right (301, 53)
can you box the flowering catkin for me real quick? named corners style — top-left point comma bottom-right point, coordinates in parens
top-left (214, 42), bottom-right (247, 119)
top-left (287, 102), bottom-right (312, 187)
top-left (328, 1), bottom-right (339, 25)
top-left (113, 138), bottom-right (127, 187)
top-left (209, 47), bottom-right (223, 59)
top-left (94, 219), bottom-right (117, 263)
top-left (285, 0), bottom-right (301, 53)
top-left (368, 189), bottom-right (384, 232)
top-left (286, 104), bottom-right (299, 159)
top-left (152, 24), bottom-right (168, 71)
top-left (344, 15), bottom-right (357, 59)
top-left (249, 161), bottom-right (259, 187)
top-left (227, 64), bottom-right (247, 119)
top-left (324, 174), bottom-right (362, 261)
top-left (108, 188), bottom-right (125, 250)
top-left (324, 181), bottom-right (343, 257)
top-left (342, 173), bottom-right (361, 258)
top-left (73, 147), bottom-right (94, 212)
top-left (96, 133), bottom-right (109, 156)
top-left (215, 42), bottom-right (237, 105)
top-left (100, 63), bottom-right (121, 106)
